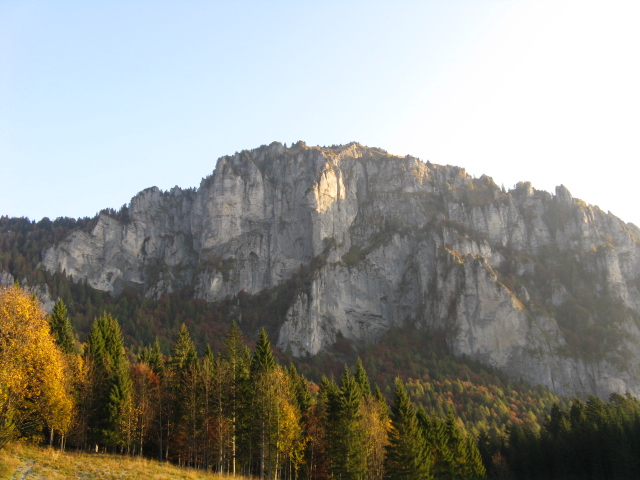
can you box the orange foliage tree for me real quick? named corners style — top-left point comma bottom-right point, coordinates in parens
top-left (0, 285), bottom-right (73, 446)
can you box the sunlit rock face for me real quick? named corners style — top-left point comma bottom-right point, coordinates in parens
top-left (42, 141), bottom-right (640, 398)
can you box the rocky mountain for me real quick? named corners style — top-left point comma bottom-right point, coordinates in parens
top-left (39, 141), bottom-right (640, 398)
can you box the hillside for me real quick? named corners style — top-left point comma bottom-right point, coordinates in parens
top-left (0, 442), bottom-right (240, 480)
top-left (3, 141), bottom-right (640, 398)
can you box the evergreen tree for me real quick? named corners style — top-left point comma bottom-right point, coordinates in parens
top-left (464, 435), bottom-right (487, 480)
top-left (250, 328), bottom-right (278, 478)
top-left (168, 323), bottom-right (198, 373)
top-left (287, 364), bottom-right (313, 415)
top-left (48, 299), bottom-right (76, 355)
top-left (168, 323), bottom-right (200, 466)
top-left (374, 386), bottom-right (389, 419)
top-left (139, 337), bottom-right (165, 377)
top-left (222, 321), bottom-right (250, 476)
top-left (138, 337), bottom-right (166, 460)
top-left (419, 413), bottom-right (455, 478)
top-left (200, 344), bottom-right (217, 471)
top-left (329, 365), bottom-right (367, 480)
top-left (354, 357), bottom-right (372, 397)
top-left (442, 408), bottom-right (485, 479)
top-left (314, 375), bottom-right (339, 479)
top-left (251, 327), bottom-right (275, 375)
top-left (385, 377), bottom-right (432, 480)
top-left (85, 313), bottom-right (133, 450)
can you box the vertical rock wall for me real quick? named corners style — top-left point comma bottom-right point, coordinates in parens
top-left (41, 141), bottom-right (640, 397)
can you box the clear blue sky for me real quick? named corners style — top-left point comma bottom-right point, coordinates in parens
top-left (2, 1), bottom-right (639, 225)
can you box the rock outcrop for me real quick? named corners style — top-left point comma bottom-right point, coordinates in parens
top-left (1, 270), bottom-right (55, 313)
top-left (41, 141), bottom-right (640, 398)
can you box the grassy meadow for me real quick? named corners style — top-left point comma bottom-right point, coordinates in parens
top-left (0, 442), bottom-right (245, 480)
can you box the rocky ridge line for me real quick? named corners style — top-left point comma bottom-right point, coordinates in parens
top-left (41, 141), bottom-right (640, 398)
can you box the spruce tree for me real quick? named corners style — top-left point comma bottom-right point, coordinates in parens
top-left (224, 321), bottom-right (246, 366)
top-left (168, 323), bottom-right (200, 466)
top-left (85, 313), bottom-right (133, 450)
top-left (147, 337), bottom-right (165, 377)
top-left (442, 409), bottom-right (485, 480)
top-left (354, 357), bottom-right (371, 397)
top-left (331, 365), bottom-right (367, 480)
top-left (464, 436), bottom-right (487, 480)
top-left (287, 364), bottom-right (312, 414)
top-left (316, 375), bottom-right (339, 479)
top-left (138, 337), bottom-right (166, 460)
top-left (385, 377), bottom-right (432, 480)
top-left (444, 409), bottom-right (468, 479)
top-left (251, 327), bottom-right (275, 375)
top-left (374, 385), bottom-right (389, 419)
top-left (169, 323), bottom-right (198, 373)
top-left (201, 344), bottom-right (217, 470)
top-left (418, 412), bottom-right (454, 478)
top-left (49, 299), bottom-right (76, 355)
top-left (223, 321), bottom-right (250, 476)
top-left (250, 328), bottom-right (277, 478)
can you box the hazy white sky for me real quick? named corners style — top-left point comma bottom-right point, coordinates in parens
top-left (2, 1), bottom-right (639, 225)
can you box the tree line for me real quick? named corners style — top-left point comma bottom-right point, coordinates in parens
top-left (479, 394), bottom-right (640, 479)
top-left (1, 284), bottom-right (486, 479)
top-left (5, 283), bottom-right (640, 479)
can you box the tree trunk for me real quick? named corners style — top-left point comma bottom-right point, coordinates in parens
top-left (261, 418), bottom-right (266, 479)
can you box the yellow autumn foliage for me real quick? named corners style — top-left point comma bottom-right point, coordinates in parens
top-left (0, 285), bottom-right (73, 446)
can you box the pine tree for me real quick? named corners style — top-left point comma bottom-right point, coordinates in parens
top-left (384, 377), bottom-right (432, 480)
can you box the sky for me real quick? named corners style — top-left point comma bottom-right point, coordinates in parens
top-left (1, 1), bottom-right (639, 226)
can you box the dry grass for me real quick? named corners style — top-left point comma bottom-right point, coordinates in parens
top-left (0, 442), bottom-right (248, 480)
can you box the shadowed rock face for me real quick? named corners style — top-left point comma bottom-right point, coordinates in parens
top-left (42, 141), bottom-right (640, 398)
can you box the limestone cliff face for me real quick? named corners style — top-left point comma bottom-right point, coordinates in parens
top-left (1, 270), bottom-right (55, 313)
top-left (42, 142), bottom-right (640, 398)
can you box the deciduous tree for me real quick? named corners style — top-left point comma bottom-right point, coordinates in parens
top-left (0, 285), bottom-right (73, 447)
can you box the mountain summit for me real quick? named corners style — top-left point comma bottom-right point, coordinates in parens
top-left (40, 141), bottom-right (640, 398)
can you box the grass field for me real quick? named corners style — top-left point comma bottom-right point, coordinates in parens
top-left (0, 442), bottom-right (246, 480)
